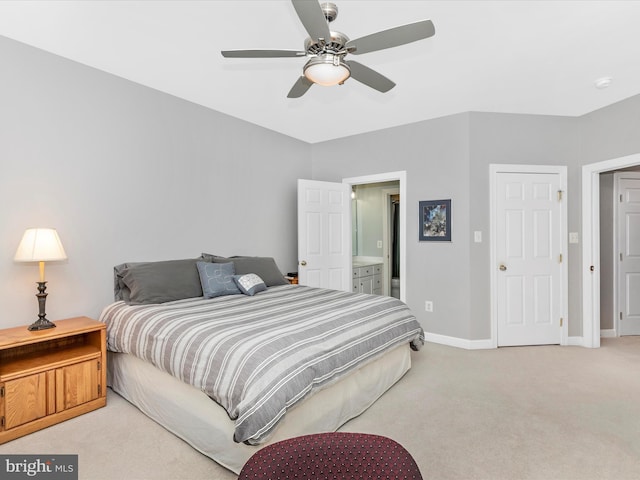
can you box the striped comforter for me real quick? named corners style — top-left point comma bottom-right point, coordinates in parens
top-left (100, 284), bottom-right (423, 445)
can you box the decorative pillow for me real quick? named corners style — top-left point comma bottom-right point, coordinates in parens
top-left (233, 274), bottom-right (267, 296)
top-left (196, 261), bottom-right (241, 298)
top-left (115, 258), bottom-right (203, 305)
top-left (202, 254), bottom-right (288, 286)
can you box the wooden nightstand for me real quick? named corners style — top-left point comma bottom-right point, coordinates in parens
top-left (0, 316), bottom-right (107, 444)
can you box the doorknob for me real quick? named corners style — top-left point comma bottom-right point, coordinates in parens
top-left (499, 264), bottom-right (507, 271)
top-left (300, 260), bottom-right (307, 266)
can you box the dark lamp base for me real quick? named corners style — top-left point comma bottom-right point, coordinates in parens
top-left (29, 281), bottom-right (56, 331)
top-left (28, 317), bottom-right (57, 331)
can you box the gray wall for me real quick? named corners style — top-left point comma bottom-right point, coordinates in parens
top-left (581, 94), bottom-right (640, 163)
top-left (3, 33), bottom-right (640, 342)
top-left (312, 114), bottom-right (472, 340)
top-left (0, 36), bottom-right (311, 329)
top-left (582, 95), bottom-right (640, 336)
top-left (468, 113), bottom-right (582, 338)
top-left (312, 99), bottom-right (640, 341)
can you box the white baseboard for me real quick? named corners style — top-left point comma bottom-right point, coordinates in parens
top-left (600, 329), bottom-right (616, 338)
top-left (424, 332), bottom-right (494, 350)
top-left (567, 336), bottom-right (584, 346)
top-left (426, 332), bottom-right (589, 349)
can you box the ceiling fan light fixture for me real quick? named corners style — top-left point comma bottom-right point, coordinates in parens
top-left (303, 54), bottom-right (350, 86)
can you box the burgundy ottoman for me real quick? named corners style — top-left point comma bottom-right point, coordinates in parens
top-left (238, 432), bottom-right (423, 479)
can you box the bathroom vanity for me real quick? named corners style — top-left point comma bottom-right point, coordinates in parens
top-left (352, 262), bottom-right (383, 295)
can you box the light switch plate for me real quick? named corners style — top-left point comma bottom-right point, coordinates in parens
top-left (474, 231), bottom-right (482, 243)
top-left (569, 232), bottom-right (579, 244)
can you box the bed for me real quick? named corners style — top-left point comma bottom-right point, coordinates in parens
top-left (100, 256), bottom-right (422, 473)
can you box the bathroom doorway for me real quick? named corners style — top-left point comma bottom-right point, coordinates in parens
top-left (344, 171), bottom-right (406, 302)
top-left (388, 193), bottom-right (401, 298)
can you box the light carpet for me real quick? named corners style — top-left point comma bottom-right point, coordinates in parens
top-left (1, 337), bottom-right (639, 479)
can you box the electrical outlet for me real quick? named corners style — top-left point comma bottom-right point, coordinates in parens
top-left (425, 301), bottom-right (433, 312)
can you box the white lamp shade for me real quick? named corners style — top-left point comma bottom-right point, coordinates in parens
top-left (14, 228), bottom-right (67, 262)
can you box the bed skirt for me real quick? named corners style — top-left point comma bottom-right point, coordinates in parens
top-left (107, 343), bottom-right (412, 474)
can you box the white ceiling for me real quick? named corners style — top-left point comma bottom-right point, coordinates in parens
top-left (1, 1), bottom-right (640, 143)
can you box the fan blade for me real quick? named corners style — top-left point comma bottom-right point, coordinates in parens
top-left (291, 0), bottom-right (331, 42)
top-left (345, 61), bottom-right (395, 93)
top-left (346, 20), bottom-right (435, 55)
top-left (221, 50), bottom-right (306, 58)
top-left (287, 76), bottom-right (314, 98)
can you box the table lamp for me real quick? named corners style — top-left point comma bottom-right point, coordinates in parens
top-left (14, 228), bottom-right (68, 331)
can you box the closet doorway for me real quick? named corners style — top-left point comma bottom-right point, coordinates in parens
top-left (582, 153), bottom-right (640, 347)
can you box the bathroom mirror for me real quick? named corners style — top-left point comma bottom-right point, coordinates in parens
top-left (351, 182), bottom-right (398, 257)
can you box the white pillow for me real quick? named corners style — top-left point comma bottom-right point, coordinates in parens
top-left (232, 273), bottom-right (267, 296)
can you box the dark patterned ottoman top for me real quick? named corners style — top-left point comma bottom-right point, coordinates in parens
top-left (238, 432), bottom-right (423, 479)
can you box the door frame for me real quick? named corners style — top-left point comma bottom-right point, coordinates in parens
top-left (343, 171), bottom-right (407, 303)
top-left (489, 164), bottom-right (569, 348)
top-left (582, 153), bottom-right (640, 348)
top-left (381, 187), bottom-right (400, 297)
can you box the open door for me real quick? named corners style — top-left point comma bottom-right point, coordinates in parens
top-left (297, 179), bottom-right (351, 291)
top-left (616, 172), bottom-right (640, 335)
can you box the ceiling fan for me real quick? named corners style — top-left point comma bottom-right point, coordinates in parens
top-left (221, 0), bottom-right (435, 98)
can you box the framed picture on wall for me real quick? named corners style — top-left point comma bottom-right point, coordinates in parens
top-left (419, 199), bottom-right (451, 242)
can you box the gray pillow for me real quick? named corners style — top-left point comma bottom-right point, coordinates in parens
top-left (203, 254), bottom-right (288, 287)
top-left (114, 262), bottom-right (138, 302)
top-left (198, 253), bottom-right (224, 262)
top-left (196, 261), bottom-right (241, 298)
top-left (233, 274), bottom-right (267, 296)
top-left (114, 258), bottom-right (203, 305)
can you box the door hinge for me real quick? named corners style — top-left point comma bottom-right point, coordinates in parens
top-left (559, 254), bottom-right (563, 263)
top-left (557, 190), bottom-right (563, 201)
top-left (560, 318), bottom-right (563, 327)
top-left (0, 386), bottom-right (4, 398)
top-left (98, 384), bottom-right (102, 396)
top-left (620, 253), bottom-right (623, 261)
top-left (1, 416), bottom-right (4, 428)
top-left (620, 194), bottom-right (623, 202)
top-left (97, 360), bottom-right (101, 371)
top-left (620, 312), bottom-right (623, 320)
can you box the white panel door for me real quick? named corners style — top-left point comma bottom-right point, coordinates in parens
top-left (617, 175), bottom-right (640, 335)
top-left (297, 179), bottom-right (350, 291)
top-left (495, 172), bottom-right (563, 346)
